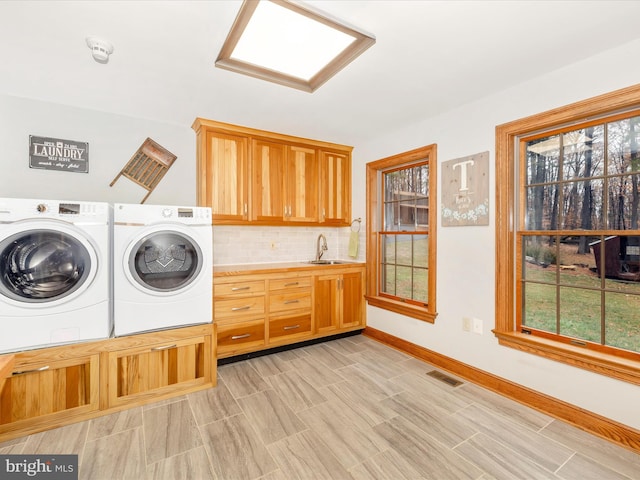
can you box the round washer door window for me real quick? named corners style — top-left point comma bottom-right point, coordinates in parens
top-left (0, 229), bottom-right (93, 303)
top-left (129, 231), bottom-right (203, 293)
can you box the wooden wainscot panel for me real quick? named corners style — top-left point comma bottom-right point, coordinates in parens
top-left (0, 354), bottom-right (99, 435)
top-left (107, 327), bottom-right (213, 409)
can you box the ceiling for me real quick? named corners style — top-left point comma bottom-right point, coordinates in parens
top-left (1, 1), bottom-right (639, 147)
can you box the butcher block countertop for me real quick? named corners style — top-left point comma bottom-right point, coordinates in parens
top-left (213, 261), bottom-right (364, 277)
top-left (0, 354), bottom-right (15, 392)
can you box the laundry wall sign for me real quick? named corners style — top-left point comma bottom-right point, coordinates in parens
top-left (29, 135), bottom-right (89, 173)
top-left (441, 151), bottom-right (489, 226)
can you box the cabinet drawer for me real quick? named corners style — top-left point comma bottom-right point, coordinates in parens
top-left (217, 320), bottom-right (265, 355)
top-left (269, 276), bottom-right (312, 291)
top-left (215, 296), bottom-right (265, 319)
top-left (269, 313), bottom-right (312, 341)
top-left (215, 280), bottom-right (265, 297)
top-left (269, 290), bottom-right (311, 313)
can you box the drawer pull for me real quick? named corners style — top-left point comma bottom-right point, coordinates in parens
top-left (231, 305), bottom-right (252, 311)
top-left (13, 365), bottom-right (49, 376)
top-left (151, 344), bottom-right (177, 351)
top-left (231, 333), bottom-right (251, 340)
top-left (284, 300), bottom-right (300, 304)
top-left (284, 282), bottom-right (299, 287)
top-left (231, 286), bottom-right (251, 291)
top-left (283, 324), bottom-right (301, 331)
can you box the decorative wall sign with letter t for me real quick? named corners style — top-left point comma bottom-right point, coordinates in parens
top-left (441, 151), bottom-right (489, 226)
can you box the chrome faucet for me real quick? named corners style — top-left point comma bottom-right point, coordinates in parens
top-left (316, 234), bottom-right (328, 261)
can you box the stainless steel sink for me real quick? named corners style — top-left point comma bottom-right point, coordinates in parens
top-left (307, 259), bottom-right (355, 265)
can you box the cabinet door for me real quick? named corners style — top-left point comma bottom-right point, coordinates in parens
top-left (251, 139), bottom-right (286, 223)
top-left (285, 146), bottom-right (319, 223)
top-left (0, 355), bottom-right (99, 429)
top-left (320, 150), bottom-right (351, 225)
top-left (202, 131), bottom-right (249, 222)
top-left (341, 270), bottom-right (364, 329)
top-left (108, 335), bottom-right (212, 408)
top-left (314, 273), bottom-right (341, 334)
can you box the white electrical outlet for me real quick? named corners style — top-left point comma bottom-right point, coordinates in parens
top-left (462, 317), bottom-right (471, 332)
top-left (472, 317), bottom-right (483, 335)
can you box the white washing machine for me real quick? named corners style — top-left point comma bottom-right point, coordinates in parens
top-left (0, 198), bottom-right (111, 353)
top-left (113, 203), bottom-right (212, 336)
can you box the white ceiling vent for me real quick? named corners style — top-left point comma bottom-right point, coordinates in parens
top-left (86, 36), bottom-right (114, 64)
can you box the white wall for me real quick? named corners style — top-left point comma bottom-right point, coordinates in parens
top-left (353, 39), bottom-right (640, 430)
top-left (0, 94), bottom-right (195, 206)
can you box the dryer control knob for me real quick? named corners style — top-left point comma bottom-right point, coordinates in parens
top-left (162, 208), bottom-right (173, 218)
top-left (36, 203), bottom-right (48, 213)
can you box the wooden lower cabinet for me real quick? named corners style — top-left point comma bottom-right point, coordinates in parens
top-left (268, 274), bottom-right (312, 345)
top-left (315, 269), bottom-right (365, 334)
top-left (0, 323), bottom-right (216, 442)
top-left (106, 327), bottom-right (214, 409)
top-left (214, 275), bottom-right (267, 358)
top-left (214, 264), bottom-right (365, 358)
top-left (0, 345), bottom-right (100, 440)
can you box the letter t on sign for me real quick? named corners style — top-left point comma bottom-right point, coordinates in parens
top-left (452, 160), bottom-right (475, 192)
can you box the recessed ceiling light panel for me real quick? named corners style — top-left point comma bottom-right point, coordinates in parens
top-left (216, 0), bottom-right (375, 92)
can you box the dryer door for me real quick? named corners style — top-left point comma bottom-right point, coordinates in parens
top-left (127, 230), bottom-right (203, 293)
top-left (0, 228), bottom-right (95, 304)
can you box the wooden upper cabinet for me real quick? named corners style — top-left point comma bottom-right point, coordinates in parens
top-left (285, 145), bottom-right (319, 223)
top-left (192, 118), bottom-right (352, 226)
top-left (200, 130), bottom-right (248, 223)
top-left (320, 150), bottom-right (351, 225)
top-left (251, 139), bottom-right (286, 223)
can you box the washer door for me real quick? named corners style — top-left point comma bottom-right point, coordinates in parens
top-left (0, 227), bottom-right (96, 304)
top-left (127, 229), bottom-right (203, 294)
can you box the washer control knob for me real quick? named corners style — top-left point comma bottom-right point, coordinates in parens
top-left (37, 203), bottom-right (48, 213)
top-left (162, 208), bottom-right (173, 218)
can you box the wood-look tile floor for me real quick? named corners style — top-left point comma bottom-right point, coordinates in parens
top-left (2, 334), bottom-right (639, 479)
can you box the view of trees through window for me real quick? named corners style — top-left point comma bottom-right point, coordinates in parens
top-left (520, 112), bottom-right (640, 356)
top-left (380, 162), bottom-right (430, 304)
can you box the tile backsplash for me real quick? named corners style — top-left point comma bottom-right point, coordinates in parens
top-left (212, 224), bottom-right (365, 265)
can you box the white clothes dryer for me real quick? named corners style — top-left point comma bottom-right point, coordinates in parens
top-left (112, 203), bottom-right (212, 336)
top-left (0, 198), bottom-right (111, 353)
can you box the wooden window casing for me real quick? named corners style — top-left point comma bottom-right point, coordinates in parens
top-left (366, 145), bottom-right (438, 322)
top-left (495, 83), bottom-right (640, 385)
